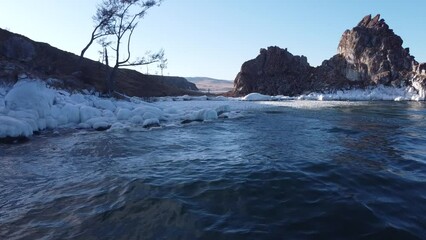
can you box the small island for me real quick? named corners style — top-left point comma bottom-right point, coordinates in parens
top-left (233, 14), bottom-right (426, 97)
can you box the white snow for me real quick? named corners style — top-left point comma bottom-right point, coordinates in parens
top-left (5, 80), bottom-right (55, 118)
top-left (412, 81), bottom-right (425, 100)
top-left (242, 93), bottom-right (272, 101)
top-left (0, 79), bottom-right (241, 139)
top-left (143, 118), bottom-right (160, 127)
top-left (297, 85), bottom-right (425, 101)
top-left (116, 108), bottom-right (132, 120)
top-left (189, 109), bottom-right (218, 121)
top-left (93, 99), bottom-right (116, 111)
top-left (62, 104), bottom-right (81, 123)
top-left (80, 106), bottom-right (102, 123)
top-left (0, 78), bottom-right (425, 139)
top-left (0, 116), bottom-right (32, 138)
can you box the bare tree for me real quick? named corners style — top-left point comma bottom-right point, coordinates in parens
top-left (97, 38), bottom-right (112, 66)
top-left (80, 2), bottom-right (117, 61)
top-left (157, 57), bottom-right (168, 76)
top-left (85, 0), bottom-right (164, 95)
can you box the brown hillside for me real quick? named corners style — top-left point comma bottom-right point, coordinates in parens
top-left (0, 28), bottom-right (198, 97)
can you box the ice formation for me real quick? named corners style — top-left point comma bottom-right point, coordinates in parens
top-left (0, 78), bottom-right (425, 139)
top-left (0, 79), bottom-right (233, 139)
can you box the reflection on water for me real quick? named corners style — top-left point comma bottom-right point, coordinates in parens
top-left (1, 101), bottom-right (425, 239)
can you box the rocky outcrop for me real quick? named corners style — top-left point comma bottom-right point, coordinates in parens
top-left (335, 14), bottom-right (415, 86)
top-left (233, 14), bottom-right (426, 96)
top-left (234, 46), bottom-right (313, 96)
top-left (0, 28), bottom-right (198, 97)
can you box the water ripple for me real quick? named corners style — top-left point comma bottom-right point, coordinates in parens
top-left (1, 102), bottom-right (425, 239)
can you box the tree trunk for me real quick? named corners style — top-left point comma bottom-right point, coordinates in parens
top-left (106, 65), bottom-right (118, 96)
top-left (79, 39), bottom-right (94, 65)
top-left (104, 48), bottom-right (109, 67)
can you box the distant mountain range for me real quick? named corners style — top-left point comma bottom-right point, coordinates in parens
top-left (185, 77), bottom-right (233, 93)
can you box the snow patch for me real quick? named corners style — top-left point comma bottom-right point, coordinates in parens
top-left (93, 99), bottom-right (116, 111)
top-left (297, 85), bottom-right (425, 101)
top-left (242, 93), bottom-right (272, 101)
top-left (62, 104), bottom-right (81, 123)
top-left (117, 108), bottom-right (132, 120)
top-left (80, 106), bottom-right (102, 123)
top-left (143, 118), bottom-right (160, 128)
top-left (5, 80), bottom-right (54, 118)
top-left (0, 116), bottom-right (32, 138)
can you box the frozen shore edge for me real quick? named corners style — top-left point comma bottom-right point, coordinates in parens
top-left (0, 79), bottom-right (425, 141)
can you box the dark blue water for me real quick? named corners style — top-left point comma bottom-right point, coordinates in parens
top-left (1, 101), bottom-right (425, 239)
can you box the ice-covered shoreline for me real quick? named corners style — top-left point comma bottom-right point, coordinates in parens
top-left (0, 79), bottom-right (235, 140)
top-left (0, 79), bottom-right (425, 140)
top-left (241, 85), bottom-right (425, 102)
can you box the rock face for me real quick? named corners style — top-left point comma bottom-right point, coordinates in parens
top-left (2, 36), bottom-right (36, 62)
top-left (0, 28), bottom-right (198, 97)
top-left (233, 14), bottom-right (426, 96)
top-left (234, 46), bottom-right (313, 96)
top-left (336, 14), bottom-right (414, 85)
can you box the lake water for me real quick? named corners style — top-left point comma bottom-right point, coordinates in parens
top-left (1, 101), bottom-right (425, 239)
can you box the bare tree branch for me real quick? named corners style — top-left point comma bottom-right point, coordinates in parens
top-left (118, 23), bottom-right (137, 65)
top-left (83, 0), bottom-right (164, 95)
top-left (80, 1), bottom-right (117, 60)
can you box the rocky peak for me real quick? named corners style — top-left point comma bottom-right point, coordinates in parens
top-left (357, 14), bottom-right (387, 29)
top-left (337, 14), bottom-right (414, 85)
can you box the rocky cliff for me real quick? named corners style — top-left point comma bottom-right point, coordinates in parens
top-left (0, 28), bottom-right (198, 97)
top-left (234, 47), bottom-right (313, 96)
top-left (234, 14), bottom-right (426, 97)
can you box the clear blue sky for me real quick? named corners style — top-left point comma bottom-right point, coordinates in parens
top-left (1, 0), bottom-right (425, 80)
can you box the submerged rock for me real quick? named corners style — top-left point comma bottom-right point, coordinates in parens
top-left (233, 14), bottom-right (426, 97)
top-left (93, 122), bottom-right (111, 131)
top-left (143, 122), bottom-right (161, 129)
top-left (0, 135), bottom-right (29, 144)
top-left (181, 119), bottom-right (203, 124)
top-left (142, 118), bottom-right (160, 129)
